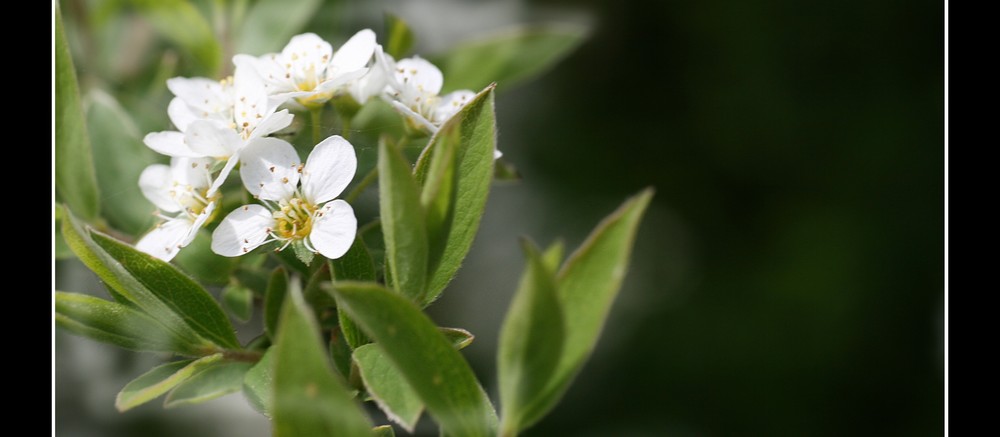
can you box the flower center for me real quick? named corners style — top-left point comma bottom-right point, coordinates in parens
top-left (273, 197), bottom-right (317, 240)
top-left (170, 183), bottom-right (219, 220)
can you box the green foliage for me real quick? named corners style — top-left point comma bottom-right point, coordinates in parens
top-left (354, 344), bottom-right (424, 432)
top-left (115, 354), bottom-right (221, 412)
top-left (85, 90), bottom-right (155, 235)
top-left (379, 138), bottom-right (429, 302)
top-left (55, 5), bottom-right (100, 221)
top-left (331, 282), bottom-right (498, 437)
top-left (222, 282), bottom-right (254, 322)
top-left (497, 241), bottom-right (564, 436)
top-left (264, 267), bottom-right (289, 339)
top-left (55, 291), bottom-right (195, 354)
top-left (414, 85), bottom-right (497, 304)
top-left (129, 0), bottom-right (221, 74)
top-left (272, 280), bottom-right (373, 437)
top-left (242, 348), bottom-right (275, 416)
top-left (384, 13), bottom-right (414, 58)
top-left (165, 361), bottom-right (254, 408)
top-left (236, 0), bottom-right (322, 55)
top-left (434, 24), bottom-right (588, 93)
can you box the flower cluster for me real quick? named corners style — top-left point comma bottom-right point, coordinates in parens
top-left (135, 30), bottom-right (489, 261)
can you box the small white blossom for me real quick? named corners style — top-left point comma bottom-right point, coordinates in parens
top-left (211, 136), bottom-right (358, 259)
top-left (236, 30), bottom-right (377, 109)
top-left (380, 53), bottom-right (502, 158)
top-left (135, 157), bottom-right (220, 261)
top-left (143, 67), bottom-right (294, 196)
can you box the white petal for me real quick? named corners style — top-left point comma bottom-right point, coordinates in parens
top-left (302, 135), bottom-right (358, 204)
top-left (309, 200), bottom-right (357, 259)
top-left (239, 137), bottom-right (301, 201)
top-left (136, 218), bottom-right (194, 261)
top-left (167, 77), bottom-right (232, 118)
top-left (185, 120), bottom-right (242, 158)
top-left (494, 148), bottom-right (503, 160)
top-left (206, 154), bottom-right (238, 198)
top-left (433, 90), bottom-right (475, 125)
top-left (138, 164), bottom-right (180, 212)
top-left (282, 33), bottom-right (334, 81)
top-left (247, 109), bottom-right (294, 140)
top-left (181, 201), bottom-right (216, 247)
top-left (388, 100), bottom-right (437, 133)
top-left (144, 131), bottom-right (201, 157)
top-left (211, 204), bottom-right (275, 257)
top-left (330, 29), bottom-right (377, 73)
top-left (167, 98), bottom-right (198, 132)
top-left (316, 68), bottom-right (367, 92)
top-left (236, 53), bottom-right (296, 98)
top-left (395, 57), bottom-right (443, 97)
top-left (233, 63), bottom-right (270, 134)
top-left (372, 45), bottom-right (400, 90)
top-left (170, 157), bottom-right (215, 190)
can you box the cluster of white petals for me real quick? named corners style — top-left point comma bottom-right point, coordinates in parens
top-left (135, 29), bottom-right (494, 261)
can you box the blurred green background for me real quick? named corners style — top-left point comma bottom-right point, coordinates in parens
top-left (56, 0), bottom-right (944, 435)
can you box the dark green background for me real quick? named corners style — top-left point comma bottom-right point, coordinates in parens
top-left (56, 0), bottom-right (944, 435)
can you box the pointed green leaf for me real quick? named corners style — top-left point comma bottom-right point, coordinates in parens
top-left (413, 85), bottom-right (497, 304)
top-left (272, 280), bottom-right (373, 437)
top-left (379, 138), bottom-right (428, 302)
top-left (264, 267), bottom-right (289, 339)
top-left (115, 354), bottom-right (222, 412)
top-left (434, 24), bottom-right (588, 93)
top-left (90, 231), bottom-right (240, 349)
top-left (497, 241), bottom-right (564, 436)
top-left (329, 326), bottom-right (354, 380)
top-left (384, 13), bottom-right (415, 58)
top-left (55, 5), bottom-right (99, 220)
top-left (130, 0), bottom-right (220, 74)
top-left (85, 90), bottom-right (156, 235)
top-left (222, 283), bottom-right (254, 322)
top-left (236, 0), bottom-right (321, 55)
top-left (331, 237), bottom-right (377, 349)
top-left (331, 282), bottom-right (498, 437)
top-left (541, 240), bottom-right (565, 273)
top-left (242, 348), bottom-right (274, 416)
top-left (440, 327), bottom-right (475, 350)
top-left (518, 188), bottom-right (654, 429)
top-left (165, 361), bottom-right (253, 408)
top-left (55, 291), bottom-right (198, 355)
top-left (354, 344), bottom-right (423, 432)
top-left (59, 206), bottom-right (215, 351)
top-left (292, 240), bottom-right (316, 266)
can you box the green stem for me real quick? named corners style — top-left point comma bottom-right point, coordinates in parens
top-left (220, 348), bottom-right (263, 363)
top-left (345, 167), bottom-right (378, 203)
top-left (310, 106), bottom-right (323, 144)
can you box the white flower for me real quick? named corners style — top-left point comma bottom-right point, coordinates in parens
top-left (211, 136), bottom-right (358, 259)
top-left (135, 157), bottom-right (220, 261)
top-left (346, 44), bottom-right (392, 104)
top-left (143, 67), bottom-right (294, 196)
top-left (236, 30), bottom-right (377, 109)
top-left (380, 54), bottom-right (502, 159)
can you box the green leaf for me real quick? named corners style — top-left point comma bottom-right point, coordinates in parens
top-left (541, 240), bottom-right (565, 273)
top-left (372, 425), bottom-right (395, 437)
top-left (384, 13), bottom-right (414, 58)
top-left (130, 0), bottom-right (221, 74)
top-left (222, 283), bottom-right (254, 322)
top-left (518, 188), bottom-right (654, 429)
top-left (413, 85), bottom-right (497, 304)
top-left (90, 231), bottom-right (241, 349)
top-left (59, 206), bottom-right (216, 351)
top-left (434, 24), bottom-right (588, 93)
top-left (85, 90), bottom-right (155, 235)
top-left (331, 237), bottom-right (377, 349)
top-left (175, 231), bottom-right (240, 285)
top-left (331, 282), bottom-right (498, 437)
top-left (236, 0), bottom-right (321, 55)
top-left (379, 138), bottom-right (429, 302)
top-left (165, 361), bottom-right (253, 408)
top-left (55, 5), bottom-right (100, 221)
top-left (115, 354), bottom-right (222, 412)
top-left (292, 240), bottom-right (316, 266)
top-left (353, 344), bottom-right (423, 432)
top-left (272, 280), bottom-right (373, 437)
top-left (264, 267), bottom-right (289, 340)
top-left (329, 325), bottom-right (354, 380)
top-left (440, 327), bottom-right (475, 350)
top-left (242, 348), bottom-right (274, 416)
top-left (55, 291), bottom-right (197, 355)
top-left (497, 240), bottom-right (564, 436)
